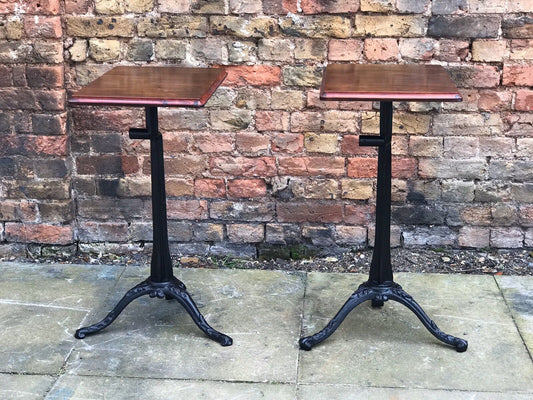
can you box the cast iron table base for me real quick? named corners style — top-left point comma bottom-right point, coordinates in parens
top-left (75, 276), bottom-right (232, 346)
top-left (299, 101), bottom-right (467, 352)
top-left (299, 280), bottom-right (467, 352)
top-left (75, 106), bottom-right (232, 346)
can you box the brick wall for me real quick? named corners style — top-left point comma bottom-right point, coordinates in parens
top-left (1, 0), bottom-right (532, 258)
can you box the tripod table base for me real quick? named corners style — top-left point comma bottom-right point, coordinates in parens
top-left (299, 281), bottom-right (468, 353)
top-left (75, 276), bottom-right (233, 347)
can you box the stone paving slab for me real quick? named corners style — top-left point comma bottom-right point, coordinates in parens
top-left (299, 272), bottom-right (533, 392)
top-left (0, 304), bottom-right (85, 374)
top-left (0, 263), bottom-right (123, 375)
top-left (496, 276), bottom-right (533, 357)
top-left (67, 267), bottom-right (305, 383)
top-left (47, 375), bottom-right (296, 400)
top-left (0, 262), bottom-right (124, 310)
top-left (297, 384), bottom-right (533, 400)
top-left (0, 373), bottom-right (54, 400)
top-left (0, 262), bottom-right (532, 399)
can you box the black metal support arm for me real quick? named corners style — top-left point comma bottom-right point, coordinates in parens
top-left (75, 106), bottom-right (233, 346)
top-left (299, 102), bottom-right (467, 353)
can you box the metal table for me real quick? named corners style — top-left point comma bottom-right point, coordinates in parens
top-left (70, 66), bottom-right (232, 346)
top-left (299, 64), bottom-right (468, 352)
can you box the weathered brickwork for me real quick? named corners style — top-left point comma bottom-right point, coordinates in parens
top-left (1, 0), bottom-right (532, 258)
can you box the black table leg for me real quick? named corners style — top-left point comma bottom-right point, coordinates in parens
top-left (75, 106), bottom-right (232, 346)
top-left (299, 102), bottom-right (467, 352)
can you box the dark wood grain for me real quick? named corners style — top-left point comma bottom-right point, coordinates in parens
top-left (70, 66), bottom-right (227, 107)
top-left (320, 64), bottom-right (462, 102)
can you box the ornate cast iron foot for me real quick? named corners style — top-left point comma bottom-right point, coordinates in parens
top-left (299, 282), bottom-right (375, 350)
top-left (386, 284), bottom-right (467, 353)
top-left (165, 277), bottom-right (233, 346)
top-left (75, 279), bottom-right (154, 339)
top-left (299, 281), bottom-right (467, 352)
top-left (75, 277), bottom-right (233, 346)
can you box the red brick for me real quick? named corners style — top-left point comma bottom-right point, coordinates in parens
top-left (0, 0), bottom-right (17, 13)
top-left (328, 39), bottom-right (364, 61)
top-left (342, 135), bottom-right (377, 156)
top-left (228, 179), bottom-right (267, 198)
top-left (519, 206), bottom-right (533, 227)
top-left (72, 109), bottom-right (141, 132)
top-left (24, 16), bottom-right (62, 38)
top-left (472, 65), bottom-right (501, 88)
top-left (167, 200), bottom-right (208, 219)
top-left (306, 90), bottom-right (339, 109)
top-left (290, 111), bottom-right (323, 132)
top-left (0, 89), bottom-right (37, 110)
top-left (35, 89), bottom-right (66, 111)
top-left (25, 0), bottom-right (61, 14)
top-left (515, 90), bottom-right (533, 111)
top-left (347, 158), bottom-right (378, 178)
top-left (122, 155), bottom-right (139, 175)
top-left (301, 0), bottom-right (359, 13)
top-left (5, 223), bottom-right (73, 245)
top-left (65, 0), bottom-right (93, 14)
top-left (31, 113), bottom-right (67, 135)
top-left (193, 133), bottom-right (233, 153)
top-left (510, 39), bottom-right (533, 60)
top-left (210, 156), bottom-right (277, 177)
top-left (364, 38), bottom-right (399, 61)
top-left (0, 135), bottom-right (66, 156)
top-left (478, 90), bottom-right (512, 111)
top-left (277, 202), bottom-right (343, 223)
top-left (271, 134), bottom-right (304, 153)
top-left (503, 64), bottom-right (533, 86)
top-left (255, 111), bottom-right (290, 131)
top-left (345, 204), bottom-right (375, 225)
top-left (0, 65), bottom-right (12, 87)
top-left (278, 156), bottom-right (345, 176)
top-left (399, 38), bottom-right (437, 61)
top-left (26, 65), bottom-right (64, 88)
top-left (437, 40), bottom-right (469, 62)
top-left (223, 65), bottom-right (281, 87)
top-left (236, 133), bottom-right (270, 153)
top-left (392, 157), bottom-right (417, 179)
top-left (194, 178), bottom-right (226, 198)
top-left (0, 200), bottom-right (38, 222)
top-left (263, 0), bottom-right (298, 14)
top-left (164, 132), bottom-right (190, 153)
top-left (32, 135), bottom-right (68, 156)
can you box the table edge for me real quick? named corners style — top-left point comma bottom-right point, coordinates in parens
top-left (319, 64), bottom-right (463, 102)
top-left (319, 91), bottom-right (463, 102)
top-left (69, 68), bottom-right (228, 108)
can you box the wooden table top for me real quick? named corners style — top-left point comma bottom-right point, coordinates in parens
top-left (320, 64), bottom-right (462, 102)
top-left (70, 66), bottom-right (227, 107)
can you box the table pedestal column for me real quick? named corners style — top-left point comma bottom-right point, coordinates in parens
top-left (299, 102), bottom-right (467, 352)
top-left (75, 106), bottom-right (233, 346)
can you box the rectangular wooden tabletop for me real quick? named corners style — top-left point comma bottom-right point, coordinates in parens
top-left (320, 64), bottom-right (462, 102)
top-left (69, 66), bottom-right (227, 107)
